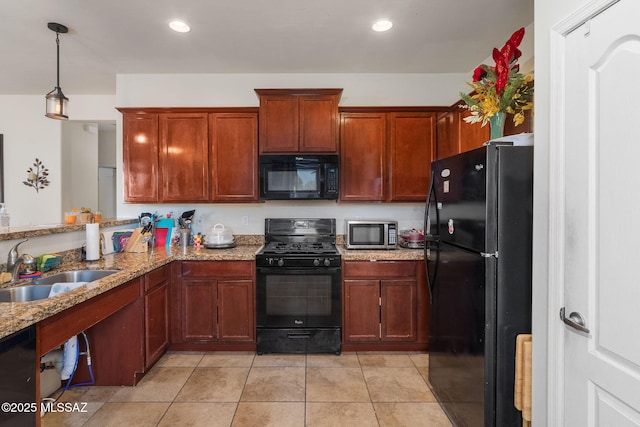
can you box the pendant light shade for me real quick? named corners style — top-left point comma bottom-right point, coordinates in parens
top-left (45, 22), bottom-right (69, 120)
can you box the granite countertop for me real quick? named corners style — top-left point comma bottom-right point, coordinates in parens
top-left (0, 242), bottom-right (423, 339)
top-left (0, 244), bottom-right (262, 339)
top-left (338, 245), bottom-right (424, 261)
top-left (0, 218), bottom-right (139, 241)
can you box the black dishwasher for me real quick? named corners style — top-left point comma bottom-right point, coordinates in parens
top-left (0, 325), bottom-right (37, 427)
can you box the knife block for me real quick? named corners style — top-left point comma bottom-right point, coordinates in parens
top-left (124, 228), bottom-right (150, 253)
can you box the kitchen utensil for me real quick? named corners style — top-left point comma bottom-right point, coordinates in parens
top-left (178, 229), bottom-right (191, 248)
top-left (206, 223), bottom-right (235, 245)
top-left (204, 242), bottom-right (236, 249)
top-left (399, 228), bottom-right (424, 242)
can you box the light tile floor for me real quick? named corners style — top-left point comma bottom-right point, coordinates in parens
top-left (42, 351), bottom-right (453, 427)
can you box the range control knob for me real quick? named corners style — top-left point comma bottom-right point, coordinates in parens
top-left (324, 258), bottom-right (331, 267)
top-left (277, 258), bottom-right (285, 267)
top-left (313, 259), bottom-right (321, 267)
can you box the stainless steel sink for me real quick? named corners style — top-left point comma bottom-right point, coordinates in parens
top-left (0, 269), bottom-right (120, 303)
top-left (33, 269), bottom-right (120, 286)
top-left (0, 285), bottom-right (54, 302)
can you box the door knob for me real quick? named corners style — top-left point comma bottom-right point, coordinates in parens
top-left (560, 307), bottom-right (590, 333)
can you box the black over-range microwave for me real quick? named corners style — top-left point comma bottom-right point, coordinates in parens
top-left (259, 155), bottom-right (339, 200)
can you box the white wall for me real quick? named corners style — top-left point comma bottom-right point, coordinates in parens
top-left (116, 73), bottom-right (471, 108)
top-left (61, 122), bottom-right (99, 215)
top-left (0, 95), bottom-right (116, 227)
top-left (0, 96), bottom-right (62, 226)
top-left (98, 125), bottom-right (117, 168)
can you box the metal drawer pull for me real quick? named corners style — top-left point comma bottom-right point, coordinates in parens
top-left (560, 307), bottom-right (590, 333)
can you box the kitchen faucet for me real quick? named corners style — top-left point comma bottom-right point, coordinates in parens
top-left (6, 239), bottom-right (35, 282)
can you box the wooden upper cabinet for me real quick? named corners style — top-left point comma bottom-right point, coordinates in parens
top-left (122, 113), bottom-right (159, 203)
top-left (298, 95), bottom-right (339, 152)
top-left (159, 113), bottom-right (209, 202)
top-left (256, 88), bottom-right (342, 154)
top-left (340, 109), bottom-right (436, 202)
top-left (209, 113), bottom-right (259, 202)
top-left (458, 109), bottom-right (490, 153)
top-left (435, 112), bottom-right (459, 160)
top-left (257, 95), bottom-right (299, 153)
top-left (387, 112), bottom-right (436, 202)
top-left (436, 104), bottom-right (533, 160)
top-left (436, 110), bottom-right (488, 160)
top-left (340, 113), bottom-right (386, 201)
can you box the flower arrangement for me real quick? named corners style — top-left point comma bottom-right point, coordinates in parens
top-left (460, 27), bottom-right (534, 128)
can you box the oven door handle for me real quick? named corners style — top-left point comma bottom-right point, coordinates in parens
top-left (257, 267), bottom-right (341, 274)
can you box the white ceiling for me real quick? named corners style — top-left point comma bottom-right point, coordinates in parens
top-left (1, 0), bottom-right (534, 95)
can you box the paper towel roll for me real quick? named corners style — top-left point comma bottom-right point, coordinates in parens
top-left (86, 223), bottom-right (101, 260)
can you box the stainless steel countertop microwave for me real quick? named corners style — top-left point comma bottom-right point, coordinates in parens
top-left (345, 220), bottom-right (398, 250)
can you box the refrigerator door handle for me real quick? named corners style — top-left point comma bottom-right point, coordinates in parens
top-left (424, 170), bottom-right (440, 304)
top-left (560, 307), bottom-right (590, 334)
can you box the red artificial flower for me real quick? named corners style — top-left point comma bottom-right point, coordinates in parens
top-left (507, 27), bottom-right (525, 48)
top-left (472, 66), bottom-right (486, 82)
top-left (493, 48), bottom-right (509, 93)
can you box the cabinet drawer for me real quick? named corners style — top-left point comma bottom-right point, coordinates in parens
top-left (145, 264), bottom-right (171, 292)
top-left (181, 261), bottom-right (254, 278)
top-left (343, 261), bottom-right (417, 278)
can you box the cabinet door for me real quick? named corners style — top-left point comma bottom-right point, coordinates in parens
top-left (436, 111), bottom-right (459, 160)
top-left (458, 110), bottom-right (490, 153)
top-left (159, 113), bottom-right (209, 202)
top-left (217, 279), bottom-right (254, 342)
top-left (340, 113), bottom-right (386, 201)
top-left (388, 112), bottom-right (436, 201)
top-left (258, 96), bottom-right (299, 153)
top-left (343, 279), bottom-right (380, 342)
top-left (144, 282), bottom-right (169, 368)
top-left (299, 95), bottom-right (339, 153)
top-left (122, 113), bottom-right (159, 202)
top-left (209, 113), bottom-right (258, 201)
top-left (381, 279), bottom-right (417, 341)
top-left (182, 279), bottom-right (216, 341)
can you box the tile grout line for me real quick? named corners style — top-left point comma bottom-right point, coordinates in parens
top-left (155, 355), bottom-right (202, 426)
top-left (356, 352), bottom-right (383, 427)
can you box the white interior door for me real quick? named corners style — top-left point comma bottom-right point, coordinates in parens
top-left (561, 0), bottom-right (640, 424)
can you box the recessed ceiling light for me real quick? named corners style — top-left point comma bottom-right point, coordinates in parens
top-left (372, 19), bottom-right (393, 32)
top-left (169, 19), bottom-right (191, 33)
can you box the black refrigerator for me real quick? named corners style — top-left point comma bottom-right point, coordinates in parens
top-left (424, 143), bottom-right (533, 427)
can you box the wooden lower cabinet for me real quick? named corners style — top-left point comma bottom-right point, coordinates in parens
top-left (342, 260), bottom-right (428, 351)
top-left (144, 264), bottom-right (170, 369)
top-left (171, 261), bottom-right (255, 351)
top-left (38, 278), bottom-right (145, 387)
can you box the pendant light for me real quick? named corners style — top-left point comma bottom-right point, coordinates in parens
top-left (45, 22), bottom-right (69, 120)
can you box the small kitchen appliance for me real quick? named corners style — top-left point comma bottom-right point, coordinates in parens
top-left (256, 218), bottom-right (342, 354)
top-left (259, 155), bottom-right (339, 200)
top-left (345, 220), bottom-right (398, 250)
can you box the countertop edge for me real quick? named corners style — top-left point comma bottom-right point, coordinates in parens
top-left (0, 244), bottom-right (423, 339)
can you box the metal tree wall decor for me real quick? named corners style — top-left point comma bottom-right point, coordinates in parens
top-left (23, 158), bottom-right (50, 193)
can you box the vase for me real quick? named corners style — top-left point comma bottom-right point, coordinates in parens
top-left (488, 111), bottom-right (506, 140)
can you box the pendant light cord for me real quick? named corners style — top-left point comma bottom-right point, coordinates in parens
top-left (55, 32), bottom-right (61, 90)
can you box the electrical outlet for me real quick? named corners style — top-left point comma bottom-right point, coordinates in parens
top-left (242, 215), bottom-right (249, 225)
